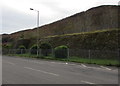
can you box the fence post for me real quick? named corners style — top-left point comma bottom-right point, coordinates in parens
top-left (13, 49), bottom-right (15, 54)
top-left (118, 49), bottom-right (120, 66)
top-left (20, 49), bottom-right (22, 54)
top-left (88, 49), bottom-right (91, 63)
top-left (29, 49), bottom-right (31, 56)
top-left (51, 48), bottom-right (54, 57)
top-left (8, 49), bottom-right (9, 54)
top-left (11, 49), bottom-right (13, 54)
top-left (67, 48), bottom-right (70, 61)
top-left (39, 49), bottom-right (41, 56)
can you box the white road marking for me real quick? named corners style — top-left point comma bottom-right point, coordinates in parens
top-left (8, 57), bottom-right (114, 71)
top-left (50, 62), bottom-right (115, 71)
top-left (4, 61), bottom-right (15, 65)
top-left (65, 63), bottom-right (68, 64)
top-left (87, 66), bottom-right (102, 70)
top-left (100, 66), bottom-right (112, 70)
top-left (69, 64), bottom-right (76, 66)
top-left (81, 64), bottom-right (87, 67)
top-left (79, 63), bottom-right (113, 71)
top-left (51, 62), bottom-right (55, 63)
top-left (16, 58), bottom-right (45, 64)
top-left (50, 61), bottom-right (116, 71)
top-left (86, 66), bottom-right (113, 71)
top-left (51, 62), bottom-right (68, 65)
top-left (81, 80), bottom-right (95, 84)
top-left (24, 67), bottom-right (59, 76)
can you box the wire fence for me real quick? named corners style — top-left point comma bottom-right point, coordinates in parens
top-left (2, 48), bottom-right (119, 60)
top-left (69, 49), bottom-right (119, 60)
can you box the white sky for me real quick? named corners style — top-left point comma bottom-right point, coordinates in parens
top-left (1, 0), bottom-right (119, 34)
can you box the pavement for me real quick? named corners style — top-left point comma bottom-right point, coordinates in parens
top-left (2, 56), bottom-right (118, 84)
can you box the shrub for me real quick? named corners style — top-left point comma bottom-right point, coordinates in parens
top-left (19, 45), bottom-right (26, 49)
top-left (39, 43), bottom-right (52, 56)
top-left (30, 44), bottom-right (39, 55)
top-left (2, 43), bottom-right (12, 49)
top-left (16, 45), bottom-right (26, 54)
top-left (54, 45), bottom-right (68, 58)
top-left (2, 43), bottom-right (12, 55)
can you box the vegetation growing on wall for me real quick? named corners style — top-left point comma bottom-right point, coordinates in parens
top-left (43, 29), bottom-right (119, 50)
top-left (16, 45), bottom-right (26, 54)
top-left (39, 43), bottom-right (52, 56)
top-left (54, 45), bottom-right (68, 58)
top-left (2, 43), bottom-right (12, 49)
top-left (30, 44), bottom-right (38, 55)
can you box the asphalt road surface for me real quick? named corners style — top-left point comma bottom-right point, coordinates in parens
top-left (2, 56), bottom-right (118, 84)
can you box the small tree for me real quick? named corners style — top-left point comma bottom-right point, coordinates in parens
top-left (39, 43), bottom-right (52, 56)
top-left (54, 45), bottom-right (68, 58)
top-left (30, 44), bottom-right (39, 55)
top-left (16, 45), bottom-right (26, 54)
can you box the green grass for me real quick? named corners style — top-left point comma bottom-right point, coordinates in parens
top-left (8, 54), bottom-right (38, 58)
top-left (68, 57), bottom-right (119, 66)
top-left (7, 54), bottom-right (120, 66)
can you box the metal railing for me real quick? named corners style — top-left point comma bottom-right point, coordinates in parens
top-left (2, 48), bottom-right (119, 60)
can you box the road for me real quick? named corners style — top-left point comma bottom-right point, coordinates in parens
top-left (2, 56), bottom-right (118, 84)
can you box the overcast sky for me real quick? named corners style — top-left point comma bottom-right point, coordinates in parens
top-left (1, 0), bottom-right (119, 34)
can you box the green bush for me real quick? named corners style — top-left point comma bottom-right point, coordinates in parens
top-left (39, 43), bottom-right (52, 56)
top-left (2, 43), bottom-right (12, 49)
top-left (54, 45), bottom-right (68, 58)
top-left (19, 45), bottom-right (26, 49)
top-left (2, 43), bottom-right (12, 55)
top-left (16, 45), bottom-right (26, 54)
top-left (30, 44), bottom-right (39, 55)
